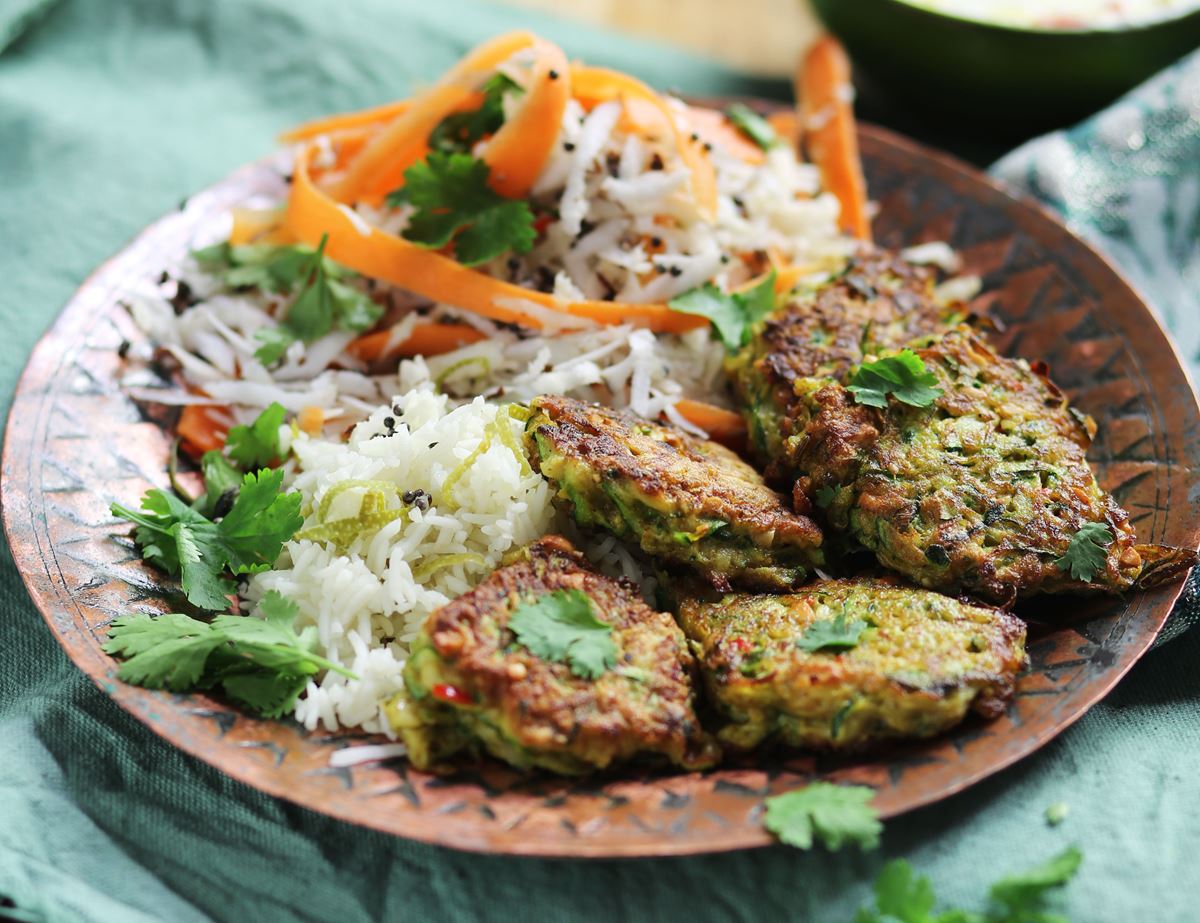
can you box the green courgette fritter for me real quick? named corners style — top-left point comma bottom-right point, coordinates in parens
top-left (728, 248), bottom-right (968, 480)
top-left (392, 535), bottom-right (719, 774)
top-left (524, 395), bottom-right (826, 591)
top-left (793, 328), bottom-right (1197, 603)
top-left (678, 577), bottom-right (1026, 751)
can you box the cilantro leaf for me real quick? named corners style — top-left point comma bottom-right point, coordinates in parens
top-left (279, 236), bottom-right (380, 344)
top-left (989, 846), bottom-right (1082, 914)
top-left (849, 350), bottom-right (943, 408)
top-left (725, 102), bottom-right (779, 150)
top-left (225, 402), bottom-right (287, 470)
top-left (112, 468), bottom-right (303, 612)
top-left (873, 860), bottom-right (939, 923)
top-left (103, 592), bottom-right (356, 717)
top-left (796, 612), bottom-right (870, 653)
top-left (764, 783), bottom-right (881, 850)
top-left (102, 613), bottom-right (224, 691)
top-left (388, 151), bottom-right (536, 267)
top-left (429, 72), bottom-right (521, 153)
top-left (854, 848), bottom-right (1082, 923)
top-left (253, 326), bottom-right (295, 366)
top-left (668, 270), bottom-right (777, 351)
top-left (197, 450), bottom-right (241, 517)
top-left (1055, 523), bottom-right (1113, 583)
top-left (191, 237), bottom-right (382, 365)
top-left (508, 588), bottom-right (617, 679)
top-left (192, 241), bottom-right (321, 294)
top-left (213, 469), bottom-right (305, 576)
top-left (220, 670), bottom-right (311, 720)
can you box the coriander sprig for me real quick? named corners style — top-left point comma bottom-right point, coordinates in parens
top-left (104, 592), bottom-right (356, 718)
top-left (855, 846), bottom-right (1083, 922)
top-left (507, 588), bottom-right (618, 680)
top-left (668, 270), bottom-right (777, 351)
top-left (849, 350), bottom-right (943, 409)
top-left (112, 467), bottom-right (303, 611)
top-left (192, 237), bottom-right (382, 365)
top-left (387, 151), bottom-right (537, 267)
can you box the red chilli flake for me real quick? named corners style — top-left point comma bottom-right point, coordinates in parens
top-left (431, 683), bottom-right (471, 705)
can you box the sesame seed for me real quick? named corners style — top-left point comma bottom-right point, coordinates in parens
top-left (117, 340), bottom-right (131, 359)
top-left (669, 266), bottom-right (683, 277)
top-left (689, 132), bottom-right (699, 142)
top-left (650, 236), bottom-right (662, 247)
top-left (563, 141), bottom-right (576, 152)
top-left (548, 69), bottom-right (559, 80)
top-left (383, 416), bottom-right (395, 429)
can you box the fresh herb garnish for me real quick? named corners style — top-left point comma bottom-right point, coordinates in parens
top-left (196, 450), bottom-right (241, 518)
top-left (668, 270), bottom-right (776, 351)
top-left (192, 238), bottom-right (382, 365)
top-left (429, 72), bottom-right (522, 153)
top-left (814, 485), bottom-right (837, 509)
top-left (855, 846), bottom-right (1082, 922)
top-left (111, 468), bottom-right (304, 611)
top-left (1055, 522), bottom-right (1113, 583)
top-left (508, 588), bottom-right (618, 680)
top-left (764, 783), bottom-right (881, 851)
top-left (796, 612), bottom-right (870, 653)
top-left (191, 241), bottom-right (312, 293)
top-left (103, 591), bottom-right (356, 718)
top-left (849, 350), bottom-right (943, 409)
top-left (725, 102), bottom-right (779, 150)
top-left (225, 402), bottom-right (287, 470)
top-left (387, 151), bottom-right (536, 267)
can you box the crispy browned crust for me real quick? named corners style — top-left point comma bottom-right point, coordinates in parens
top-left (678, 577), bottom-right (1027, 751)
top-left (526, 395), bottom-right (824, 590)
top-left (729, 248), bottom-right (969, 479)
top-left (794, 329), bottom-right (1197, 603)
top-left (763, 249), bottom-right (963, 386)
top-left (408, 536), bottom-right (719, 773)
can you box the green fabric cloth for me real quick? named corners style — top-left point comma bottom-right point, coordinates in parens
top-left (2, 2), bottom-right (1198, 921)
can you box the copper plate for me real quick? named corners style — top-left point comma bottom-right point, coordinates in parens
top-left (4, 120), bottom-right (1198, 857)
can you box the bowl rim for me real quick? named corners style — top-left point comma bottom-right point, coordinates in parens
top-left (859, 0), bottom-right (1200, 37)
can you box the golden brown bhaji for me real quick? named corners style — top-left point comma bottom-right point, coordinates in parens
top-left (728, 248), bottom-right (968, 479)
top-left (679, 577), bottom-right (1026, 751)
top-left (393, 536), bottom-right (719, 774)
top-left (794, 329), bottom-right (1196, 603)
top-left (524, 395), bottom-right (825, 591)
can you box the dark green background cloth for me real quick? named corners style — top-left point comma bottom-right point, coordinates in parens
top-left (2, 2), bottom-right (1198, 921)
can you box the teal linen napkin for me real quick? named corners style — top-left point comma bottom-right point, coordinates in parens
top-left (992, 52), bottom-right (1200, 644)
top-left (2, 2), bottom-right (1199, 922)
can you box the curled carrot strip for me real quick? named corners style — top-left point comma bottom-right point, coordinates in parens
top-left (178, 404), bottom-right (230, 456)
top-left (685, 106), bottom-right (765, 165)
top-left (332, 31), bottom-right (536, 203)
top-left (346, 322), bottom-right (486, 363)
top-left (285, 144), bottom-right (706, 333)
top-left (798, 37), bottom-right (871, 241)
top-left (279, 99), bottom-right (413, 143)
top-left (674, 399), bottom-right (747, 446)
top-left (569, 64), bottom-right (718, 222)
top-left (480, 38), bottom-right (570, 199)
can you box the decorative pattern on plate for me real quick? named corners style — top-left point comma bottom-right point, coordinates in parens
top-left (3, 120), bottom-right (1197, 857)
